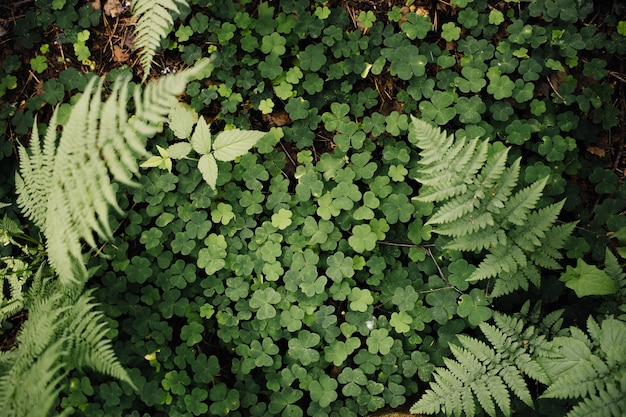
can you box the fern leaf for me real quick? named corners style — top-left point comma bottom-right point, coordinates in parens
top-left (542, 316), bottom-right (626, 408)
top-left (411, 118), bottom-right (573, 298)
top-left (132, 0), bottom-right (188, 80)
top-left (485, 158), bottom-right (520, 213)
top-left (501, 177), bottom-right (548, 226)
top-left (566, 374), bottom-right (626, 417)
top-left (63, 290), bottom-right (136, 388)
top-left (16, 62), bottom-right (209, 284)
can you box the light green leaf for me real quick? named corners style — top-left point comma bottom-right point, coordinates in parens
top-left (166, 142), bottom-right (192, 159)
top-left (169, 103), bottom-right (198, 139)
top-left (559, 259), bottom-right (617, 297)
top-left (212, 129), bottom-right (266, 161)
top-left (198, 153), bottom-right (218, 189)
top-left (141, 155), bottom-right (166, 169)
top-left (191, 117), bottom-right (212, 155)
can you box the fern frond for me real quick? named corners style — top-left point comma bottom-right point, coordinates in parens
top-left (410, 118), bottom-right (573, 297)
top-left (541, 316), bottom-right (626, 417)
top-left (15, 61), bottom-right (210, 284)
top-left (566, 373), bottom-right (626, 417)
top-left (411, 308), bottom-right (574, 417)
top-left (62, 289), bottom-right (136, 389)
top-left (0, 290), bottom-right (67, 417)
top-left (132, 0), bottom-right (188, 80)
top-left (0, 280), bottom-right (136, 417)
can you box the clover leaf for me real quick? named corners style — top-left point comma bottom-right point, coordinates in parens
top-left (249, 287), bottom-right (282, 319)
top-left (348, 287), bottom-right (374, 312)
top-left (441, 22), bottom-right (461, 41)
top-left (390, 311), bottom-right (413, 334)
top-left (310, 375), bottom-right (338, 408)
top-left (181, 321), bottom-right (204, 346)
top-left (419, 91), bottom-right (457, 125)
top-left (366, 328), bottom-right (394, 355)
top-left (349, 224), bottom-right (378, 253)
top-left (268, 388), bottom-right (303, 416)
top-left (457, 288), bottom-right (493, 326)
top-left (324, 337), bottom-right (361, 366)
top-left (401, 13), bottom-right (431, 40)
top-left (487, 73), bottom-right (515, 99)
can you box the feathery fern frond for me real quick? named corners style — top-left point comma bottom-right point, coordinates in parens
top-left (409, 117), bottom-right (574, 297)
top-left (15, 60), bottom-right (210, 284)
top-left (132, 0), bottom-right (189, 80)
top-left (541, 315), bottom-right (626, 417)
top-left (411, 308), bottom-right (564, 417)
top-left (0, 280), bottom-right (135, 417)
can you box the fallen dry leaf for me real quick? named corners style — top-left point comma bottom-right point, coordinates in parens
top-left (112, 45), bottom-right (129, 63)
top-left (104, 0), bottom-right (122, 17)
top-left (587, 146), bottom-right (606, 158)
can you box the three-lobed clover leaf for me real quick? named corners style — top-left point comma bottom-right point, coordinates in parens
top-left (309, 375), bottom-right (339, 408)
top-left (324, 337), bottom-right (361, 366)
top-left (366, 328), bottom-right (394, 354)
top-left (348, 224), bottom-right (378, 253)
top-left (457, 288), bottom-right (493, 326)
top-left (181, 321), bottom-right (204, 346)
top-left (348, 287), bottom-right (374, 312)
top-left (287, 330), bottom-right (321, 366)
top-left (249, 287), bottom-right (282, 320)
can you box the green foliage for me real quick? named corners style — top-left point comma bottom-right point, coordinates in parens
top-left (4, 0), bottom-right (626, 416)
top-left (132, 0), bottom-right (189, 80)
top-left (15, 60), bottom-right (210, 284)
top-left (0, 279), bottom-right (135, 417)
top-left (540, 315), bottom-right (626, 417)
top-left (412, 306), bottom-right (561, 417)
top-left (410, 117), bottom-right (575, 297)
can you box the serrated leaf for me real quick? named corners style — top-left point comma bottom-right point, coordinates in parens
top-left (198, 153), bottom-right (218, 190)
top-left (191, 117), bottom-right (212, 155)
top-left (166, 142), bottom-right (192, 159)
top-left (140, 155), bottom-right (165, 168)
top-left (168, 103), bottom-right (198, 139)
top-left (212, 129), bottom-right (266, 161)
top-left (559, 259), bottom-right (617, 297)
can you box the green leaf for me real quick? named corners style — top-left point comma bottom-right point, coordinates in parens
top-left (348, 224), bottom-right (378, 253)
top-left (212, 129), bottom-right (266, 161)
top-left (198, 154), bottom-right (218, 189)
top-left (559, 259), bottom-right (617, 297)
top-left (390, 311), bottom-right (413, 334)
top-left (367, 328), bottom-right (394, 355)
top-left (191, 117), bottom-right (212, 155)
top-left (324, 338), bottom-right (361, 366)
top-left (310, 375), bottom-right (339, 408)
top-left (166, 142), bottom-right (192, 159)
top-left (169, 103), bottom-right (198, 139)
top-left (457, 288), bottom-right (493, 326)
top-left (181, 321), bottom-right (204, 346)
top-left (348, 287), bottom-right (374, 312)
top-left (271, 208), bottom-right (293, 230)
top-left (249, 287), bottom-right (282, 319)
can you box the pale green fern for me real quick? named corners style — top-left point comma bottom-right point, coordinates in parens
top-left (411, 306), bottom-right (563, 417)
top-left (540, 315), bottom-right (626, 417)
top-left (15, 60), bottom-right (210, 284)
top-left (132, 0), bottom-right (189, 80)
top-left (409, 117), bottom-right (575, 297)
top-left (0, 279), bottom-right (135, 417)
